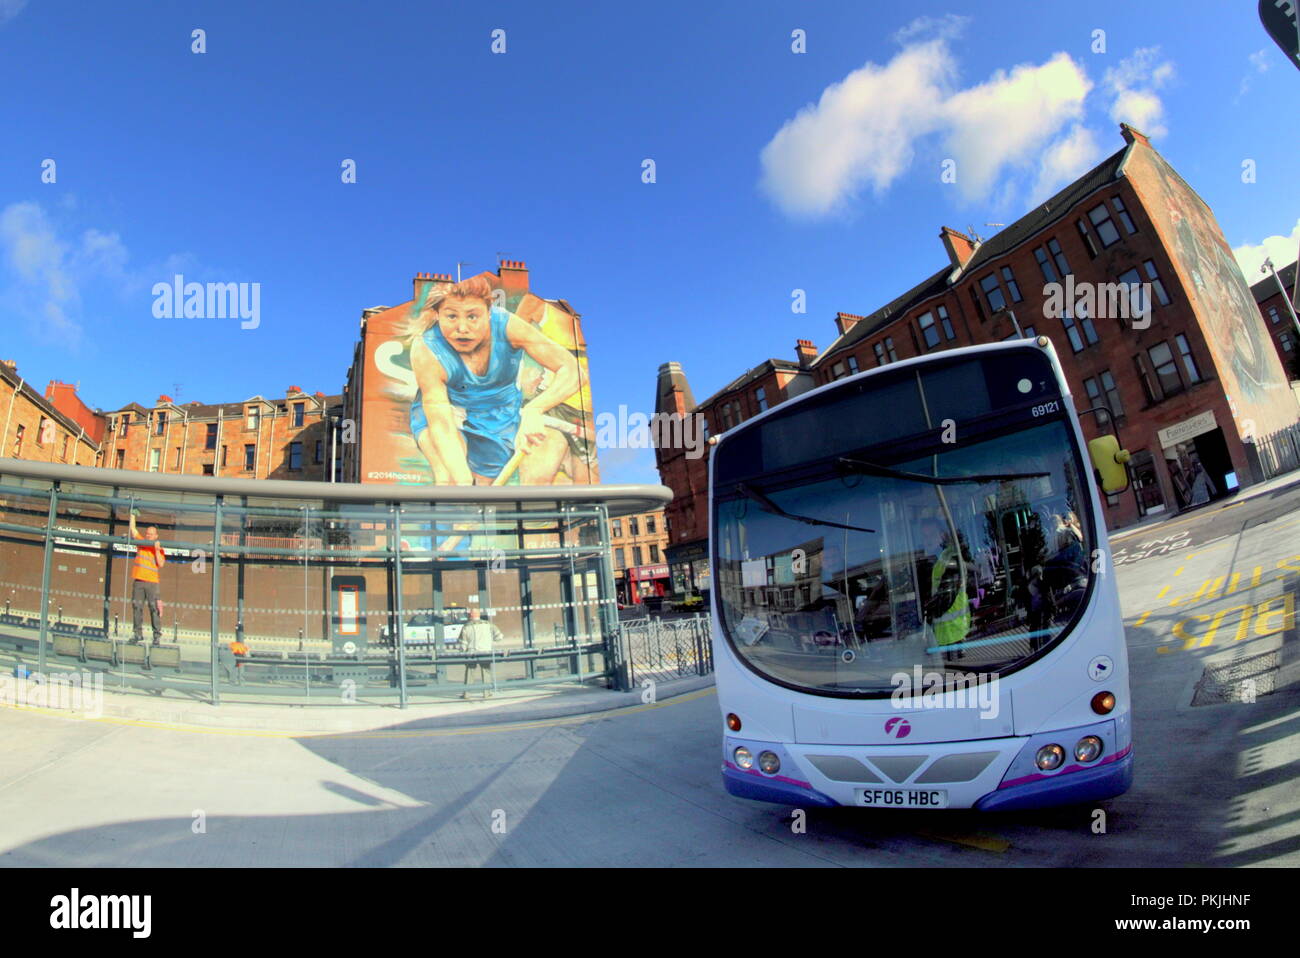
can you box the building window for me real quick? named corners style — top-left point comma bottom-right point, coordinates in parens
top-left (884, 337), bottom-right (897, 361)
top-left (1268, 306), bottom-right (1282, 325)
top-left (289, 441), bottom-right (303, 470)
top-left (1060, 310), bottom-right (1098, 352)
top-left (315, 440), bottom-right (323, 463)
top-left (1134, 353), bottom-right (1160, 404)
top-left (935, 306), bottom-right (956, 340)
top-left (1148, 342), bottom-right (1183, 397)
top-left (174, 447), bottom-right (182, 469)
top-left (1083, 377), bottom-right (1105, 423)
top-left (832, 361), bottom-right (846, 379)
top-left (874, 342), bottom-right (887, 365)
top-left (1116, 267), bottom-right (1146, 322)
top-left (1143, 260), bottom-right (1171, 306)
top-left (755, 386), bottom-right (768, 411)
top-left (634, 545), bottom-right (645, 566)
top-left (118, 416), bottom-right (128, 437)
top-left (221, 445), bottom-right (228, 467)
top-left (611, 519), bottom-right (622, 538)
top-left (1281, 330), bottom-right (1295, 353)
top-left (1023, 325), bottom-right (1037, 338)
top-left (1112, 195), bottom-right (1137, 234)
top-left (155, 412), bottom-right (167, 436)
top-left (650, 544), bottom-right (661, 563)
top-left (205, 423), bottom-right (217, 450)
top-left (847, 355), bottom-right (859, 373)
top-left (979, 274), bottom-right (1007, 313)
top-left (613, 548), bottom-right (625, 570)
top-left (243, 444), bottom-right (255, 470)
top-left (246, 407), bottom-right (259, 430)
top-left (1048, 237), bottom-right (1071, 277)
top-left (1174, 334), bottom-right (1202, 384)
top-left (629, 516), bottom-right (639, 536)
top-left (1034, 246), bottom-right (1059, 284)
top-left (149, 448), bottom-right (161, 472)
top-left (1088, 203), bottom-right (1121, 247)
top-left (999, 269), bottom-right (1022, 304)
top-left (917, 311), bottom-right (940, 348)
top-left (1077, 219), bottom-right (1099, 259)
top-left (293, 403), bottom-right (305, 427)
top-left (115, 448), bottom-right (125, 469)
top-left (13, 423), bottom-right (25, 457)
top-left (202, 463), bottom-right (214, 476)
top-left (1100, 370), bottom-right (1124, 420)
top-left (968, 285), bottom-right (987, 322)
top-left (646, 515), bottom-right (656, 534)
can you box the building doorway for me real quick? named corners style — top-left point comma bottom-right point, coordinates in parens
top-left (1128, 449), bottom-right (1167, 517)
top-left (1164, 427), bottom-right (1235, 510)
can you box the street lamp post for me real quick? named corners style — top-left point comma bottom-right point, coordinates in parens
top-left (1261, 258), bottom-right (1300, 337)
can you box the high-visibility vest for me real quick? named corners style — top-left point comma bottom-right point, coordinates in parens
top-left (230, 641), bottom-right (249, 657)
top-left (131, 542), bottom-right (166, 583)
top-left (930, 544), bottom-right (970, 648)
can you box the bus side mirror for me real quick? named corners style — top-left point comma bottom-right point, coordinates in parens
top-left (1088, 435), bottom-right (1131, 494)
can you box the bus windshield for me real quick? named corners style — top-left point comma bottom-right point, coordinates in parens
top-left (712, 345), bottom-right (1095, 696)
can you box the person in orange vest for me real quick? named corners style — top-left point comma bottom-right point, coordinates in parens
top-left (229, 637), bottom-right (249, 683)
top-left (127, 509), bottom-right (166, 645)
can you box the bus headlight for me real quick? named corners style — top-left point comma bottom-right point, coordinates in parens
top-left (726, 713), bottom-right (742, 732)
top-left (1074, 736), bottom-right (1103, 763)
top-left (758, 751), bottom-right (781, 775)
top-left (1035, 744), bottom-right (1065, 771)
top-left (1091, 691), bottom-right (1116, 714)
top-left (734, 747), bottom-right (754, 770)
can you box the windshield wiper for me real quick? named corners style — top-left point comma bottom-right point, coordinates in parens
top-left (837, 456), bottom-right (1049, 486)
top-left (735, 482), bottom-right (875, 533)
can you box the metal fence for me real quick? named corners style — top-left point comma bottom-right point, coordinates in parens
top-left (1253, 424), bottom-right (1300, 482)
top-left (619, 613), bottom-right (713, 688)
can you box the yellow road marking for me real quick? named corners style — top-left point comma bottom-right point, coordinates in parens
top-left (916, 828), bottom-right (1010, 853)
top-left (1174, 566), bottom-right (1184, 576)
top-left (1155, 586), bottom-right (1169, 599)
top-left (0, 687), bottom-right (718, 739)
top-left (1134, 611), bottom-right (1152, 627)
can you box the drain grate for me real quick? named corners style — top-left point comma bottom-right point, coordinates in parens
top-left (1192, 647), bottom-right (1283, 705)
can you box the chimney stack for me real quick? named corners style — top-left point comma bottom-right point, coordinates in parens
top-left (834, 312), bottom-right (865, 336)
top-left (1119, 122), bottom-right (1151, 148)
top-left (795, 340), bottom-right (818, 369)
top-left (939, 226), bottom-right (979, 269)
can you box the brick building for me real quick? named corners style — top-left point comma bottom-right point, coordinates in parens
top-left (655, 124), bottom-right (1300, 588)
top-left (97, 388), bottom-right (343, 481)
top-left (1251, 258), bottom-right (1300, 379)
top-left (0, 360), bottom-right (101, 467)
top-left (608, 508), bottom-right (670, 604)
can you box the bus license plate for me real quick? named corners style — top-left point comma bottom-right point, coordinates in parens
top-left (856, 788), bottom-right (948, 808)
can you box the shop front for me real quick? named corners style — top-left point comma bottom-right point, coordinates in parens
top-left (1157, 410), bottom-right (1237, 511)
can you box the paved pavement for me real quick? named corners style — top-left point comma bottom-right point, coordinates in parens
top-left (2, 480), bottom-right (1298, 866)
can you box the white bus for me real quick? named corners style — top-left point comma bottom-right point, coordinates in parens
top-left (710, 338), bottom-right (1133, 810)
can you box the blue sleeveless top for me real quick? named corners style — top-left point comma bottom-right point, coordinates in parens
top-left (410, 307), bottom-right (523, 478)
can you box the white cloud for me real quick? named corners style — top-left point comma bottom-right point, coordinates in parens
top-left (941, 52), bottom-right (1093, 203)
top-left (1238, 48), bottom-right (1273, 98)
top-left (1030, 123), bottom-right (1103, 205)
top-left (1104, 47), bottom-right (1174, 138)
top-left (758, 35), bottom-right (1093, 217)
top-left (1232, 218), bottom-right (1300, 282)
top-left (0, 1), bottom-right (27, 27)
top-left (0, 201), bottom-right (138, 347)
top-left (758, 39), bottom-right (956, 217)
top-left (891, 13), bottom-right (969, 45)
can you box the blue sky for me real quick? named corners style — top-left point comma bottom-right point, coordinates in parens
top-left (2, 0), bottom-right (1297, 485)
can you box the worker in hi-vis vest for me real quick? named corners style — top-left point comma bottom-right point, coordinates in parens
top-left (127, 509), bottom-right (167, 644)
top-left (918, 518), bottom-right (971, 662)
